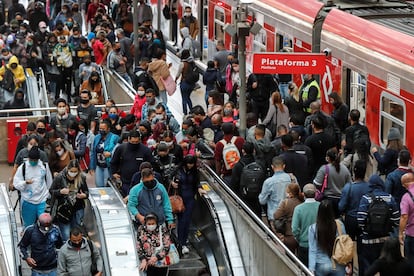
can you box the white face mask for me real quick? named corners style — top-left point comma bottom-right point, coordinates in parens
top-left (146, 224), bottom-right (156, 231)
top-left (56, 148), bottom-right (64, 157)
top-left (57, 107), bottom-right (66, 115)
top-left (137, 90), bottom-right (145, 96)
top-left (155, 114), bottom-right (164, 121)
top-left (68, 171), bottom-right (78, 178)
top-left (164, 141), bottom-right (173, 147)
top-left (184, 12), bottom-right (191, 17)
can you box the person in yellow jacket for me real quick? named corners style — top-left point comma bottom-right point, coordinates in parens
top-left (0, 55), bottom-right (26, 92)
top-left (299, 74), bottom-right (320, 115)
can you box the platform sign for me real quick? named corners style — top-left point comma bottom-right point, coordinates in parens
top-left (252, 53), bottom-right (326, 74)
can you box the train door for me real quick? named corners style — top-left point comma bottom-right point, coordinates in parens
top-left (345, 68), bottom-right (366, 123)
top-left (202, 0), bottom-right (208, 60)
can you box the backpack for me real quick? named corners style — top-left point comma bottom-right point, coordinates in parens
top-left (240, 161), bottom-right (266, 199)
top-left (220, 137), bottom-right (241, 170)
top-left (2, 67), bottom-right (15, 92)
top-left (366, 193), bottom-right (393, 238)
top-left (162, 5), bottom-right (171, 20)
top-left (353, 126), bottom-right (371, 150)
top-left (332, 220), bottom-right (354, 266)
top-left (184, 61), bottom-right (199, 85)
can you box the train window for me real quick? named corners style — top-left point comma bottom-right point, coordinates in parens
top-left (276, 33), bottom-right (292, 51)
top-left (253, 13), bottom-right (266, 52)
top-left (214, 8), bottom-right (225, 42)
top-left (349, 70), bottom-right (366, 123)
top-left (380, 94), bottom-right (405, 146)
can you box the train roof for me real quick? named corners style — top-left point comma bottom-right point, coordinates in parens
top-left (260, 0), bottom-right (324, 23)
top-left (323, 0), bottom-right (414, 36)
top-left (323, 8), bottom-right (414, 67)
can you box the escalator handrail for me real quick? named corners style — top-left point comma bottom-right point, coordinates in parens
top-left (201, 162), bottom-right (314, 276)
top-left (38, 68), bottom-right (50, 117)
top-left (24, 70), bottom-right (41, 116)
top-left (0, 184), bottom-right (20, 276)
top-left (201, 193), bottom-right (239, 275)
top-left (98, 66), bottom-right (110, 103)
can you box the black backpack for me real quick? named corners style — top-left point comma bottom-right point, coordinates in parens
top-left (162, 5), bottom-right (171, 20)
top-left (353, 126), bottom-right (371, 149)
top-left (2, 67), bottom-right (15, 92)
top-left (366, 193), bottom-right (393, 238)
top-left (185, 62), bottom-right (199, 84)
top-left (239, 161), bottom-right (266, 199)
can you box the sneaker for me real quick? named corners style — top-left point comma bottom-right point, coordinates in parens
top-left (182, 245), bottom-right (190, 255)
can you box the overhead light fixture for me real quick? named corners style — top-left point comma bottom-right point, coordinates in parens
top-left (224, 23), bottom-right (237, 36)
top-left (240, 0), bottom-right (255, 4)
top-left (249, 22), bottom-right (262, 35)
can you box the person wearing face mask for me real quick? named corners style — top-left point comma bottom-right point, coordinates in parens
top-left (171, 155), bottom-right (206, 254)
top-left (34, 21), bottom-right (50, 45)
top-left (18, 213), bottom-right (64, 276)
top-left (299, 73), bottom-right (321, 116)
top-left (153, 103), bottom-right (180, 134)
top-left (90, 120), bottom-right (119, 187)
top-left (26, 35), bottom-right (45, 74)
top-left (162, 130), bottom-right (183, 163)
top-left (130, 83), bottom-right (147, 121)
top-left (3, 88), bottom-right (30, 115)
top-left (7, 0), bottom-right (26, 24)
top-left (13, 147), bottom-right (53, 227)
top-left (49, 140), bottom-right (76, 177)
top-left (57, 226), bottom-right (103, 276)
top-left (136, 0), bottom-right (153, 25)
top-left (29, 2), bottom-right (49, 32)
top-left (50, 98), bottom-right (76, 133)
top-left (153, 142), bottom-right (179, 188)
top-left (107, 41), bottom-right (132, 85)
top-left (53, 35), bottom-right (74, 102)
top-left (92, 30), bottom-right (111, 66)
top-left (110, 130), bottom-right (154, 196)
top-left (77, 89), bottom-right (98, 133)
top-left (67, 121), bottom-right (89, 171)
top-left (49, 160), bottom-right (89, 241)
top-left (54, 5), bottom-right (71, 30)
top-left (179, 6), bottom-right (199, 39)
top-left (137, 213), bottom-right (171, 276)
top-left (141, 88), bottom-right (172, 121)
top-left (128, 168), bottom-right (175, 229)
top-left (107, 106), bottom-right (122, 135)
top-left (0, 55), bottom-right (26, 92)
top-left (53, 21), bottom-right (70, 37)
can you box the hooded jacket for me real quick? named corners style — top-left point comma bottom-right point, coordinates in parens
top-left (357, 175), bottom-right (400, 239)
top-left (127, 180), bottom-right (174, 225)
top-left (0, 55), bottom-right (26, 89)
top-left (57, 237), bottom-right (103, 275)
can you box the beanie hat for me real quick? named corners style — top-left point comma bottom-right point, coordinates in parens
top-left (387, 127), bottom-right (401, 141)
top-left (28, 146), bottom-right (40, 160)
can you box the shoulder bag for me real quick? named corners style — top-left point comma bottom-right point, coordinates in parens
top-left (161, 75), bottom-right (177, 96)
top-left (315, 165), bottom-right (329, 201)
top-left (155, 226), bottom-right (180, 266)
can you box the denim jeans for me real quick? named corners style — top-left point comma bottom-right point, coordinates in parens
top-left (158, 90), bottom-right (168, 104)
top-left (177, 194), bottom-right (195, 246)
top-left (405, 235), bottom-right (414, 272)
top-left (121, 72), bottom-right (132, 87)
top-left (58, 209), bottom-right (85, 241)
top-left (278, 82), bottom-right (290, 101)
top-left (95, 166), bottom-right (110, 187)
top-left (315, 262), bottom-right (345, 276)
top-left (22, 201), bottom-right (46, 228)
top-left (358, 242), bottom-right (383, 276)
top-left (31, 270), bottom-right (57, 276)
top-left (180, 81), bottom-right (194, 115)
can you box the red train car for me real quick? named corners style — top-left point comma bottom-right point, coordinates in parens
top-left (152, 0), bottom-right (414, 153)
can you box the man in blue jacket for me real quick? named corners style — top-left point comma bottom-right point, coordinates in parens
top-left (18, 213), bottom-right (63, 275)
top-left (357, 174), bottom-right (400, 275)
top-left (127, 168), bottom-right (175, 228)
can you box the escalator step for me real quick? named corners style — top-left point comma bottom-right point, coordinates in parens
top-left (169, 259), bottom-right (206, 270)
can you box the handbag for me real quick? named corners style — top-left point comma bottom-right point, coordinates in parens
top-left (315, 165), bottom-right (329, 201)
top-left (155, 227), bottom-right (180, 267)
top-left (56, 199), bottom-right (75, 224)
top-left (168, 183), bottom-right (185, 213)
top-left (161, 75), bottom-right (177, 96)
top-left (273, 216), bottom-right (288, 235)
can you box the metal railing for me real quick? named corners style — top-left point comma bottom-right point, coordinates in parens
top-left (37, 68), bottom-right (50, 117)
top-left (99, 66), bottom-right (110, 103)
top-left (201, 162), bottom-right (313, 276)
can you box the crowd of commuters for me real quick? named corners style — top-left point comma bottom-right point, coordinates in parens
top-left (3, 0), bottom-right (414, 275)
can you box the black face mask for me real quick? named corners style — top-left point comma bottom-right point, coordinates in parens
top-left (80, 99), bottom-right (89, 105)
top-left (57, 26), bottom-right (63, 31)
top-left (143, 180), bottom-right (156, 189)
top-left (37, 128), bottom-right (46, 134)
